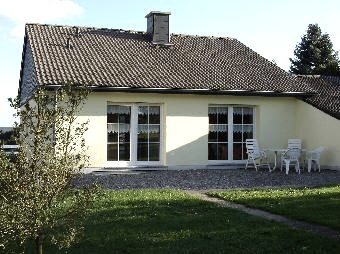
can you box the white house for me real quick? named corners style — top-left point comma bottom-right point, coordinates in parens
top-left (19, 12), bottom-right (340, 171)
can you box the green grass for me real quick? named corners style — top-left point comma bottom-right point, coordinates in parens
top-left (25, 189), bottom-right (340, 253)
top-left (209, 185), bottom-right (340, 231)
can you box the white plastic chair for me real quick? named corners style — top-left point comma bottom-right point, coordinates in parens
top-left (245, 139), bottom-right (271, 171)
top-left (305, 147), bottom-right (324, 172)
top-left (281, 148), bottom-right (301, 174)
top-left (288, 139), bottom-right (302, 150)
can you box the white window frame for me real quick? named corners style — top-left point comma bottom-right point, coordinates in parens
top-left (106, 103), bottom-right (164, 167)
top-left (208, 105), bottom-right (256, 165)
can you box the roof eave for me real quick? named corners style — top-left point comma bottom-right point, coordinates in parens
top-left (43, 84), bottom-right (315, 98)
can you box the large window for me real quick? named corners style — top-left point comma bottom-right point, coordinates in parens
top-left (208, 105), bottom-right (254, 162)
top-left (107, 104), bottom-right (162, 165)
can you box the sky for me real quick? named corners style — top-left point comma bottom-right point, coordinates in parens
top-left (0, 0), bottom-right (340, 126)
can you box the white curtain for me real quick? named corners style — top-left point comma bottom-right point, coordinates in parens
top-left (209, 107), bottom-right (228, 114)
top-left (243, 125), bottom-right (253, 133)
top-left (107, 105), bottom-right (131, 115)
top-left (233, 107), bottom-right (242, 115)
top-left (209, 124), bottom-right (228, 132)
top-left (138, 125), bottom-right (160, 133)
top-left (243, 107), bottom-right (253, 116)
top-left (138, 125), bottom-right (149, 133)
top-left (149, 106), bottom-right (160, 115)
top-left (107, 123), bottom-right (130, 133)
top-left (149, 125), bottom-right (160, 134)
top-left (232, 125), bottom-right (253, 133)
top-left (233, 124), bottom-right (242, 133)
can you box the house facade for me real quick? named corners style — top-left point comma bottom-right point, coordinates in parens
top-left (19, 12), bottom-right (340, 170)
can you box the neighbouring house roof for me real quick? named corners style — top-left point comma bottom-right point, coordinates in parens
top-left (20, 23), bottom-right (316, 97)
top-left (0, 127), bottom-right (12, 133)
top-left (297, 75), bottom-right (340, 120)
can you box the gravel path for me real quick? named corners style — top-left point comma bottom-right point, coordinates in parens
top-left (74, 168), bottom-right (340, 189)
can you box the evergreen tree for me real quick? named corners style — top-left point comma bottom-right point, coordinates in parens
top-left (289, 24), bottom-right (340, 75)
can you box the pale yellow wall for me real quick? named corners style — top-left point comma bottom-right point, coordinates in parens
top-left (296, 100), bottom-right (340, 168)
top-left (78, 92), bottom-right (300, 168)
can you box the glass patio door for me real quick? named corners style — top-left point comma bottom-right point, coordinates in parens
top-left (107, 105), bottom-right (131, 161)
top-left (107, 104), bottom-right (162, 166)
top-left (137, 106), bottom-right (161, 161)
top-left (208, 105), bottom-right (254, 162)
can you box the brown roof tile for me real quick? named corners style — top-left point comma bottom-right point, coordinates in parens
top-left (22, 23), bottom-right (315, 95)
top-left (297, 75), bottom-right (340, 120)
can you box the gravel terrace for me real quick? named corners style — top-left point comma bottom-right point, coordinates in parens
top-left (74, 168), bottom-right (340, 190)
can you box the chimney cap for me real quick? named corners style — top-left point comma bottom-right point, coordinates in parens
top-left (145, 11), bottom-right (171, 18)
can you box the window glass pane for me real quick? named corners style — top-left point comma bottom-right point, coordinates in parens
top-left (208, 107), bottom-right (218, 124)
top-left (119, 114), bottom-right (130, 124)
top-left (138, 106), bottom-right (148, 124)
top-left (138, 125), bottom-right (148, 143)
top-left (233, 125), bottom-right (242, 142)
top-left (119, 132), bottom-right (130, 143)
top-left (243, 125), bottom-right (254, 140)
top-left (119, 143), bottom-right (130, 161)
top-left (233, 107), bottom-right (242, 124)
top-left (217, 128), bottom-right (228, 141)
top-left (149, 106), bottom-right (160, 124)
top-left (107, 113), bottom-right (118, 123)
top-left (217, 143), bottom-right (228, 160)
top-left (208, 130), bottom-right (217, 142)
top-left (208, 143), bottom-right (218, 160)
top-left (107, 144), bottom-right (118, 161)
top-left (218, 107), bottom-right (228, 124)
top-left (149, 125), bottom-right (160, 142)
top-left (243, 107), bottom-right (253, 124)
top-left (137, 143), bottom-right (148, 161)
top-left (149, 143), bottom-right (160, 161)
top-left (107, 131), bottom-right (118, 142)
top-left (233, 143), bottom-right (242, 160)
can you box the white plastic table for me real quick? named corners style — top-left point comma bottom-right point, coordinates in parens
top-left (266, 148), bottom-right (306, 172)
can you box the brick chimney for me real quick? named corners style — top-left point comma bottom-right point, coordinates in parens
top-left (145, 11), bottom-right (171, 45)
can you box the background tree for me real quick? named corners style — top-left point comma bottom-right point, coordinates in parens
top-left (0, 83), bottom-right (98, 254)
top-left (289, 23), bottom-right (340, 75)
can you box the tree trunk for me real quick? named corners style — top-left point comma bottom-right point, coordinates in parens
top-left (35, 236), bottom-right (43, 254)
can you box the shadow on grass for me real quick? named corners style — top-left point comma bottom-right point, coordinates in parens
top-left (24, 189), bottom-right (340, 254)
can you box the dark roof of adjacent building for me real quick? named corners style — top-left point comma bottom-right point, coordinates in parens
top-left (297, 75), bottom-right (340, 120)
top-left (0, 127), bottom-right (13, 133)
top-left (20, 23), bottom-right (316, 96)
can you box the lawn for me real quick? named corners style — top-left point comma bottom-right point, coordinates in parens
top-left (209, 184), bottom-right (340, 231)
top-left (23, 188), bottom-right (340, 254)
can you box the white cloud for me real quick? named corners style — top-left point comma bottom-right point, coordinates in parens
top-left (0, 0), bottom-right (83, 37)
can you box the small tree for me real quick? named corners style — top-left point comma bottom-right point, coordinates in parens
top-left (289, 23), bottom-right (340, 75)
top-left (0, 83), bottom-right (98, 254)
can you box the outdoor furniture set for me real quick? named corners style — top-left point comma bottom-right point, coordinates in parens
top-left (245, 139), bottom-right (324, 174)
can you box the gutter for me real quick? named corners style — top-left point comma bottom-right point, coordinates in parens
top-left (42, 84), bottom-right (316, 98)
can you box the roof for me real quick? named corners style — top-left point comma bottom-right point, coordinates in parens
top-left (0, 127), bottom-right (13, 133)
top-left (20, 23), bottom-right (316, 96)
top-left (297, 75), bottom-right (340, 120)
